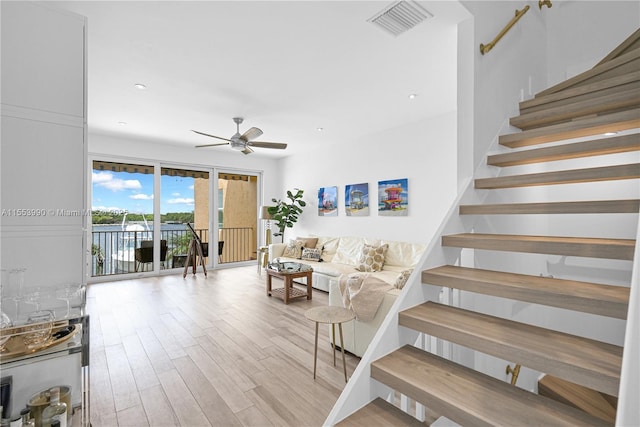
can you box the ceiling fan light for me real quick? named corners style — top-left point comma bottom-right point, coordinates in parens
top-left (230, 139), bottom-right (245, 150)
top-left (194, 118), bottom-right (285, 155)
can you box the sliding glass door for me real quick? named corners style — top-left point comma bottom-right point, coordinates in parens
top-left (91, 160), bottom-right (155, 276)
top-left (90, 159), bottom-right (259, 279)
top-left (160, 167), bottom-right (210, 270)
top-left (217, 171), bottom-right (258, 264)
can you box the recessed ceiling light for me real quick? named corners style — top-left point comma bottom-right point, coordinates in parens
top-left (118, 121), bottom-right (127, 126)
top-left (316, 127), bottom-right (324, 132)
top-left (408, 93), bottom-right (418, 100)
top-left (134, 83), bottom-right (147, 90)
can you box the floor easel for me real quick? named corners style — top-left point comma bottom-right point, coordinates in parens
top-left (183, 223), bottom-right (207, 278)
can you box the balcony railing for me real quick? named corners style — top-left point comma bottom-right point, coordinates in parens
top-left (91, 226), bottom-right (255, 277)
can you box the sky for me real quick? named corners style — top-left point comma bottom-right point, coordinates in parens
top-left (92, 170), bottom-right (195, 214)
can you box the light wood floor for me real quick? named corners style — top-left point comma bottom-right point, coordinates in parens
top-left (87, 265), bottom-right (360, 426)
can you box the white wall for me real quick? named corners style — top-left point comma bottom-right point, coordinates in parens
top-left (461, 1), bottom-right (548, 168)
top-left (275, 112), bottom-right (457, 245)
top-left (546, 1), bottom-right (640, 85)
top-left (89, 132), bottom-right (280, 171)
top-left (456, 15), bottom-right (475, 188)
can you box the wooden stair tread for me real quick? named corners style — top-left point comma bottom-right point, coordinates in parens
top-left (498, 109), bottom-right (640, 148)
top-left (399, 302), bottom-right (623, 396)
top-left (422, 265), bottom-right (629, 319)
top-left (371, 345), bottom-right (610, 427)
top-left (537, 48), bottom-right (640, 98)
top-left (441, 233), bottom-right (636, 260)
top-left (510, 85), bottom-right (640, 130)
top-left (335, 398), bottom-right (425, 427)
top-left (487, 133), bottom-right (640, 166)
top-left (475, 163), bottom-right (640, 189)
top-left (539, 375), bottom-right (618, 424)
top-left (520, 71), bottom-right (640, 113)
top-left (459, 199), bottom-right (640, 215)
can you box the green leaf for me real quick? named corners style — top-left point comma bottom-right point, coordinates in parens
top-left (266, 189), bottom-right (305, 241)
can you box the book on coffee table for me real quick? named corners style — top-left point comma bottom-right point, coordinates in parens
top-left (267, 261), bottom-right (312, 273)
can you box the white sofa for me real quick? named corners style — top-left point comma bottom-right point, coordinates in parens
top-left (269, 235), bottom-right (425, 356)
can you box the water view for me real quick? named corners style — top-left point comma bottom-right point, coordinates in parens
top-left (91, 223), bottom-right (207, 276)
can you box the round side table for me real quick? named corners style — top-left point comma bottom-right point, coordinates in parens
top-left (305, 306), bottom-right (355, 383)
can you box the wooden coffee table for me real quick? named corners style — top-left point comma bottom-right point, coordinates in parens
top-left (266, 263), bottom-right (313, 304)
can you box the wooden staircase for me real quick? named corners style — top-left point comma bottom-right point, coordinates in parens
top-left (336, 29), bottom-right (639, 427)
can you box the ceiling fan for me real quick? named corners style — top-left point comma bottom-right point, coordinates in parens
top-left (192, 117), bottom-right (287, 155)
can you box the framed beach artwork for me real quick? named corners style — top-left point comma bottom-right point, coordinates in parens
top-left (378, 178), bottom-right (408, 216)
top-left (345, 183), bottom-right (369, 216)
top-left (318, 186), bottom-right (338, 216)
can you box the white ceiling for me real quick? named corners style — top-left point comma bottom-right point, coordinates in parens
top-left (52, 1), bottom-right (468, 158)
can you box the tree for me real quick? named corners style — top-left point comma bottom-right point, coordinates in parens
top-left (268, 189), bottom-right (306, 241)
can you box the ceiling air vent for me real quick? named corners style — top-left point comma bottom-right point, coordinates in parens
top-left (367, 0), bottom-right (433, 37)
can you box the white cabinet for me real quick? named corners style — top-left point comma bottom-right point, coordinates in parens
top-left (1, 1), bottom-right (87, 285)
top-left (1, 2), bottom-right (85, 118)
top-left (1, 1), bottom-right (88, 424)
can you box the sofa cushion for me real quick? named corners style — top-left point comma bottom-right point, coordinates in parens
top-left (356, 243), bottom-right (388, 272)
top-left (381, 240), bottom-right (426, 268)
top-left (282, 240), bottom-right (305, 258)
top-left (315, 236), bottom-right (340, 263)
top-left (332, 236), bottom-right (367, 266)
top-left (296, 236), bottom-right (319, 249)
top-left (394, 268), bottom-right (413, 289)
top-left (275, 256), bottom-right (356, 277)
top-left (301, 247), bottom-right (322, 262)
top-left (311, 262), bottom-right (356, 277)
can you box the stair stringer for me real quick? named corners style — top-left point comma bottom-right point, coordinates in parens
top-left (616, 217), bottom-right (640, 426)
top-left (324, 130), bottom-right (506, 425)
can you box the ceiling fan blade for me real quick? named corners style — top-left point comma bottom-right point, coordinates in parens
top-left (191, 129), bottom-right (231, 142)
top-left (240, 127), bottom-right (263, 142)
top-left (241, 147), bottom-right (254, 155)
top-left (247, 141), bottom-right (288, 150)
top-left (195, 142), bottom-right (230, 148)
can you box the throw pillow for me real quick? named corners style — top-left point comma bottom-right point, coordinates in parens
top-left (394, 269), bottom-right (413, 289)
top-left (282, 239), bottom-right (305, 259)
top-left (356, 243), bottom-right (388, 272)
top-left (301, 247), bottom-right (323, 262)
top-left (296, 236), bottom-right (319, 249)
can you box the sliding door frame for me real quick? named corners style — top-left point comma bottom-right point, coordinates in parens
top-left (88, 154), bottom-right (264, 282)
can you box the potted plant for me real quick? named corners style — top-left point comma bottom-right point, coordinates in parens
top-left (268, 188), bottom-right (306, 242)
top-left (91, 244), bottom-right (105, 275)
